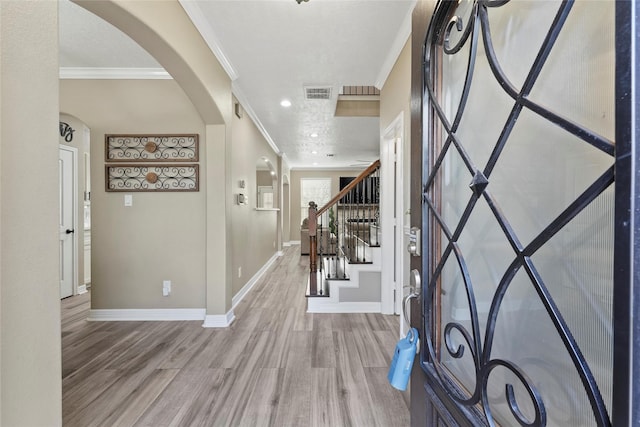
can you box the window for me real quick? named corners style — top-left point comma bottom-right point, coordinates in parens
top-left (300, 178), bottom-right (331, 224)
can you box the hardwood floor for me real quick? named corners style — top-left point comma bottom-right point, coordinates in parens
top-left (62, 246), bottom-right (410, 427)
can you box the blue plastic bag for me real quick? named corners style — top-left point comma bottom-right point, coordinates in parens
top-left (387, 328), bottom-right (418, 391)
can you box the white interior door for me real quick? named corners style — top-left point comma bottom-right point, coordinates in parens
top-left (381, 114), bottom-right (406, 333)
top-left (59, 145), bottom-right (77, 299)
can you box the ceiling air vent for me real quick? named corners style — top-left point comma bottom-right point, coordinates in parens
top-left (304, 86), bottom-right (332, 100)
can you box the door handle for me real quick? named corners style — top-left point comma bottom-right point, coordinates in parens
top-left (403, 269), bottom-right (421, 327)
top-left (65, 229), bottom-right (75, 234)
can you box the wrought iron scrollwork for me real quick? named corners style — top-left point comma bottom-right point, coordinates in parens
top-left (106, 164), bottom-right (199, 192)
top-left (59, 121), bottom-right (75, 142)
top-left (421, 0), bottom-right (614, 425)
top-left (442, 2), bottom-right (477, 55)
top-left (106, 134), bottom-right (199, 162)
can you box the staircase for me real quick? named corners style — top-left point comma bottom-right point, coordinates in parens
top-left (305, 160), bottom-right (382, 313)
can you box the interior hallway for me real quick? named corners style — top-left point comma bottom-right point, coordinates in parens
top-left (61, 246), bottom-right (410, 426)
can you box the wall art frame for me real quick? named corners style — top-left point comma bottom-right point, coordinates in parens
top-left (105, 134), bottom-right (199, 162)
top-left (105, 164), bottom-right (199, 192)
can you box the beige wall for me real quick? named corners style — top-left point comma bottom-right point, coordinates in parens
top-left (1, 1), bottom-right (62, 425)
top-left (281, 159), bottom-right (292, 244)
top-left (256, 170), bottom-right (273, 187)
top-left (60, 3), bottom-right (282, 315)
top-left (76, 0), bottom-right (228, 126)
top-left (75, 0), bottom-right (235, 318)
top-left (290, 169), bottom-right (365, 242)
top-left (380, 38), bottom-right (412, 217)
top-left (60, 80), bottom-right (207, 309)
top-left (205, 123), bottom-right (232, 315)
top-left (230, 98), bottom-right (279, 295)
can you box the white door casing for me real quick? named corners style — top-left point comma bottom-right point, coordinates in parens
top-left (59, 145), bottom-right (78, 299)
top-left (380, 113), bottom-right (406, 332)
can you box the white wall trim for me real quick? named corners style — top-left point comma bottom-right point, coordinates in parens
top-left (87, 308), bottom-right (206, 321)
top-left (283, 242), bottom-right (292, 247)
top-left (178, 0), bottom-right (238, 80)
top-left (233, 85), bottom-right (281, 155)
top-left (374, 1), bottom-right (416, 89)
top-left (85, 252), bottom-right (281, 326)
top-left (307, 301), bottom-right (381, 313)
top-left (77, 284), bottom-right (88, 295)
top-left (202, 310), bottom-right (235, 328)
top-left (289, 240), bottom-right (301, 246)
top-left (232, 252), bottom-right (280, 308)
top-left (380, 112), bottom-right (405, 316)
top-left (60, 67), bottom-right (171, 80)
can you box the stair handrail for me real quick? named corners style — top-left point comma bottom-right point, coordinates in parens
top-left (307, 159), bottom-right (380, 296)
top-left (316, 159), bottom-right (381, 217)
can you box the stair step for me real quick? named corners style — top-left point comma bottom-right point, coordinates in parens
top-left (305, 270), bottom-right (330, 298)
top-left (339, 236), bottom-right (383, 264)
top-left (326, 274), bottom-right (350, 280)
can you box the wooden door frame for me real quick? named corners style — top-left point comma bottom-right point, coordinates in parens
top-left (613, 1), bottom-right (640, 423)
top-left (409, 2), bottom-right (436, 426)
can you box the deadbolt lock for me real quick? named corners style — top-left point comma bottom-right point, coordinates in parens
top-left (407, 227), bottom-right (421, 256)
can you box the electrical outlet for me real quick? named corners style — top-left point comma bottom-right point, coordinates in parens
top-left (163, 280), bottom-right (171, 296)
top-left (238, 267), bottom-right (242, 278)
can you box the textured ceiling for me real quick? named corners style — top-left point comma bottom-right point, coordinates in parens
top-left (59, 0), bottom-right (416, 169)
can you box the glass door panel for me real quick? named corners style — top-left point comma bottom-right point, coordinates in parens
top-left (421, 1), bottom-right (615, 425)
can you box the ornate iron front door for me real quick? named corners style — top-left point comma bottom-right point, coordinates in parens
top-left (416, 0), bottom-right (624, 425)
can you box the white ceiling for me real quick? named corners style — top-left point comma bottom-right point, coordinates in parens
top-left (59, 0), bottom-right (416, 169)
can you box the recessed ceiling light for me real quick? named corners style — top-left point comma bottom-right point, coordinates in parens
top-left (310, 133), bottom-right (318, 138)
top-left (280, 99), bottom-right (292, 107)
top-left (311, 150), bottom-right (318, 155)
top-left (313, 162), bottom-right (318, 166)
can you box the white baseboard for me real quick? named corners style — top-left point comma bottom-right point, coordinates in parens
top-left (77, 284), bottom-right (88, 295)
top-left (283, 242), bottom-right (292, 247)
top-left (289, 240), bottom-right (301, 245)
top-left (86, 253), bottom-right (279, 327)
top-left (202, 310), bottom-right (235, 328)
top-left (232, 252), bottom-right (280, 308)
top-left (87, 308), bottom-right (206, 321)
top-left (307, 301), bottom-right (381, 313)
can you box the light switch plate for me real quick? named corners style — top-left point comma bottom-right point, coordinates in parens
top-left (124, 194), bottom-right (133, 207)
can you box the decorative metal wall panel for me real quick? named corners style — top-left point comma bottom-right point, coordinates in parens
top-left (105, 134), bottom-right (199, 162)
top-left (105, 164), bottom-right (199, 192)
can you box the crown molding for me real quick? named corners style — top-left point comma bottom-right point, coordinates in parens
top-left (59, 67), bottom-right (171, 80)
top-left (374, 0), bottom-right (417, 89)
top-left (233, 83), bottom-right (281, 156)
top-left (179, 0), bottom-right (239, 81)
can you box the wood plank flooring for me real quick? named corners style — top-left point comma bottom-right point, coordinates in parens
top-left (62, 246), bottom-right (410, 427)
